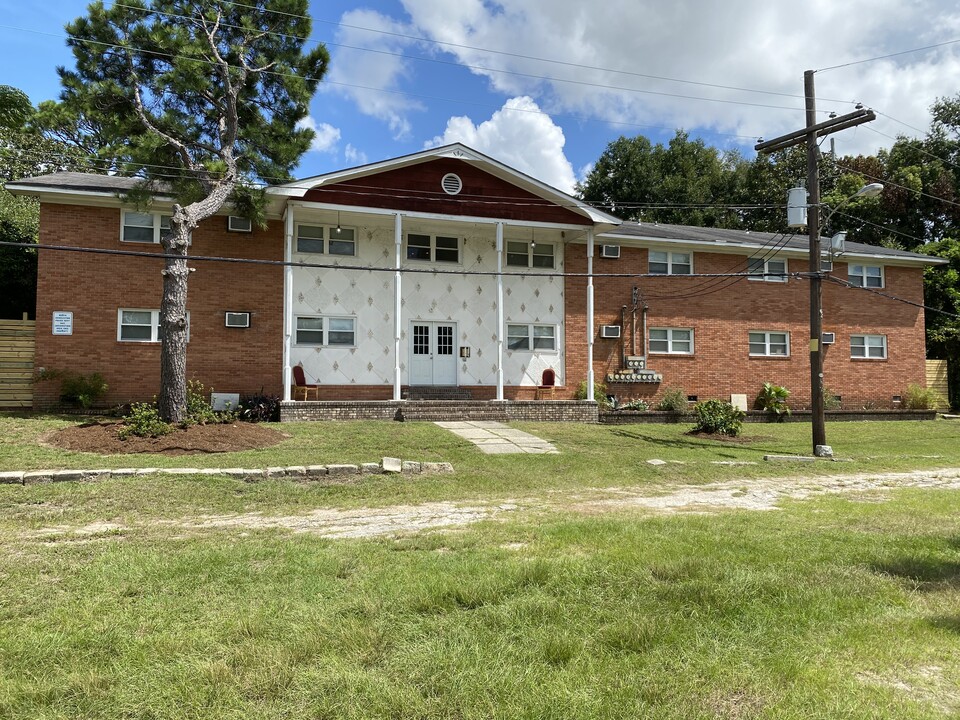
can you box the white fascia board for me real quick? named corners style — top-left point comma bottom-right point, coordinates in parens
top-left (286, 200), bottom-right (592, 231)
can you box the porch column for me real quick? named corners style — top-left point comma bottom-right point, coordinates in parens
top-left (282, 207), bottom-right (294, 402)
top-left (586, 228), bottom-right (595, 401)
top-left (393, 212), bottom-right (403, 401)
top-left (495, 221), bottom-right (505, 401)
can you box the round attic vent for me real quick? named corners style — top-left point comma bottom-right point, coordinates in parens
top-left (441, 173), bottom-right (463, 195)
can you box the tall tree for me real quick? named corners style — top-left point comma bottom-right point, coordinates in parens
top-left (56, 0), bottom-right (329, 422)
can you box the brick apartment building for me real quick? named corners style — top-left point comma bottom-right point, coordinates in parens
top-left (9, 143), bottom-right (944, 413)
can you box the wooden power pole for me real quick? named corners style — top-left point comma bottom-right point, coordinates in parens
top-left (755, 70), bottom-right (875, 457)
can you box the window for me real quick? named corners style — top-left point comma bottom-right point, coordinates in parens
top-left (295, 316), bottom-right (356, 346)
top-left (506, 241), bottom-right (555, 269)
top-left (228, 216), bottom-right (252, 232)
top-left (406, 234), bottom-right (460, 263)
top-left (122, 211), bottom-right (171, 244)
top-left (749, 331), bottom-right (789, 356)
top-left (848, 264), bottom-right (883, 288)
top-left (850, 334), bottom-right (886, 359)
top-left (117, 309), bottom-right (189, 342)
top-left (296, 224), bottom-right (356, 256)
top-left (649, 327), bottom-right (693, 354)
top-left (649, 250), bottom-right (691, 275)
top-left (748, 258), bottom-right (787, 282)
top-left (506, 324), bottom-right (556, 351)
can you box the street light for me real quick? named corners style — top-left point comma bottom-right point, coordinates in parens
top-left (809, 182), bottom-right (884, 458)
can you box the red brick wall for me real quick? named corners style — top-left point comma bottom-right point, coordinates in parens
top-left (33, 204), bottom-right (283, 408)
top-left (564, 245), bottom-right (927, 408)
top-left (303, 158), bottom-right (588, 225)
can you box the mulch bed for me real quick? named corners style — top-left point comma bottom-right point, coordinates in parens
top-left (47, 422), bottom-right (286, 456)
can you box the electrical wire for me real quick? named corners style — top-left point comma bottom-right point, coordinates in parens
top-left (824, 274), bottom-right (960, 319)
top-left (833, 161), bottom-right (960, 212)
top-left (816, 37), bottom-right (960, 73)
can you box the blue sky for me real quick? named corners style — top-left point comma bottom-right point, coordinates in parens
top-left (2, 1), bottom-right (960, 193)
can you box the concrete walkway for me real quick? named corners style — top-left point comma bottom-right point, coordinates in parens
top-left (435, 421), bottom-right (558, 454)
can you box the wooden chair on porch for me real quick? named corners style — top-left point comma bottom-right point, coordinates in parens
top-left (535, 368), bottom-right (556, 400)
top-left (292, 365), bottom-right (319, 401)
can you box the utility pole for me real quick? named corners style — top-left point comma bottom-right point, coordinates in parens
top-left (755, 70), bottom-right (875, 457)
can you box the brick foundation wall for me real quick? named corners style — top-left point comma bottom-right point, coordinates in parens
top-left (565, 245), bottom-right (928, 409)
top-left (280, 400), bottom-right (598, 422)
top-left (33, 204), bottom-right (283, 408)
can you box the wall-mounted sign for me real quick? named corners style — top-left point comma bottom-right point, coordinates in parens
top-left (52, 311), bottom-right (73, 336)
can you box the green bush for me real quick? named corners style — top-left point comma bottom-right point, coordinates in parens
top-left (180, 380), bottom-right (234, 426)
top-left (756, 382), bottom-right (791, 420)
top-left (903, 383), bottom-right (945, 410)
top-left (119, 402), bottom-right (171, 439)
top-left (822, 386), bottom-right (842, 411)
top-left (619, 399), bottom-right (650, 411)
top-left (656, 387), bottom-right (688, 413)
top-left (58, 372), bottom-right (109, 409)
top-left (575, 380), bottom-right (610, 407)
top-left (693, 400), bottom-right (745, 436)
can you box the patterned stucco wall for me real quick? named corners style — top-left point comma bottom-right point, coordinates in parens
top-left (290, 220), bottom-right (566, 388)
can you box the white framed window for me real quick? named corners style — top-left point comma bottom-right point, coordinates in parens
top-left (649, 327), bottom-right (693, 354)
top-left (506, 324), bottom-right (557, 352)
top-left (748, 257), bottom-right (787, 282)
top-left (295, 315), bottom-right (356, 347)
top-left (117, 309), bottom-right (189, 342)
top-left (121, 211), bottom-right (171, 244)
top-left (850, 334), bottom-right (887, 359)
top-left (295, 224), bottom-right (356, 256)
top-left (406, 233), bottom-right (460, 263)
top-left (506, 241), bottom-right (555, 269)
top-left (749, 331), bottom-right (790, 357)
top-left (848, 264), bottom-right (884, 288)
top-left (228, 216), bottom-right (252, 233)
top-left (649, 250), bottom-right (692, 275)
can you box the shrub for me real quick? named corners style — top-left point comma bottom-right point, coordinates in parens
top-left (822, 386), bottom-right (842, 411)
top-left (239, 391), bottom-right (281, 422)
top-left (575, 380), bottom-right (610, 407)
top-left (755, 382), bottom-right (791, 420)
top-left (180, 380), bottom-right (228, 426)
top-left (619, 399), bottom-right (650, 411)
top-left (119, 402), bottom-right (171, 439)
top-left (693, 400), bottom-right (745, 436)
top-left (903, 383), bottom-right (945, 410)
top-left (656, 387), bottom-right (688, 413)
top-left (59, 372), bottom-right (109, 409)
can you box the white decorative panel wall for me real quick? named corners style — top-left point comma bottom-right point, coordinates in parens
top-left (290, 218), bottom-right (565, 388)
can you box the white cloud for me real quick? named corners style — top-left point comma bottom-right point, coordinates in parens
top-left (398, 0), bottom-right (960, 156)
top-left (296, 116), bottom-right (341, 153)
top-left (427, 96), bottom-right (577, 193)
top-left (325, 9), bottom-right (424, 139)
top-left (344, 144), bottom-right (368, 166)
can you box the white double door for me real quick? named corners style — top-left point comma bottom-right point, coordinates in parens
top-left (409, 321), bottom-right (457, 386)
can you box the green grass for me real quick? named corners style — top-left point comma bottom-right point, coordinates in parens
top-left (1, 488), bottom-right (958, 718)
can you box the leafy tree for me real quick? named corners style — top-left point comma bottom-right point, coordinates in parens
top-left (55, 0), bottom-right (329, 422)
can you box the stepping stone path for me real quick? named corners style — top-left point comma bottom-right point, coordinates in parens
top-left (435, 421), bottom-right (558, 455)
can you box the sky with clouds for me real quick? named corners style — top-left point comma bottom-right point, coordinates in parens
top-left (2, 0), bottom-right (959, 194)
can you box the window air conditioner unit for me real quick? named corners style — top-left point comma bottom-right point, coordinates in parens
top-left (821, 332), bottom-right (836, 345)
top-left (228, 215), bottom-right (252, 232)
top-left (599, 244), bottom-right (621, 259)
top-left (225, 311), bottom-right (251, 328)
top-left (601, 325), bottom-right (621, 338)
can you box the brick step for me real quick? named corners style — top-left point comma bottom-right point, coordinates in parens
top-left (404, 386), bottom-right (474, 401)
top-left (398, 401), bottom-right (508, 422)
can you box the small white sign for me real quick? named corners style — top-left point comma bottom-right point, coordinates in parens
top-left (52, 311), bottom-right (73, 336)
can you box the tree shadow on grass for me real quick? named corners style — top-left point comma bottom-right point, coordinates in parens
top-left (610, 429), bottom-right (787, 457)
top-left (871, 558), bottom-right (960, 592)
top-left (928, 616), bottom-right (960, 634)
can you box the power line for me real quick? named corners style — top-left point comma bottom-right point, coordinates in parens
top-left (834, 161), bottom-right (960, 212)
top-left (817, 37), bottom-right (960, 73)
top-left (862, 124), bottom-right (960, 174)
top-left (824, 274), bottom-right (960, 319)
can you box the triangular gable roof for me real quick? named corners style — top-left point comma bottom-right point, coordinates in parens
top-left (270, 142), bottom-right (621, 227)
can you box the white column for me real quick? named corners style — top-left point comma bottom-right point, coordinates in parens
top-left (586, 228), bottom-right (595, 401)
top-left (393, 212), bottom-right (403, 401)
top-left (282, 207), bottom-right (294, 402)
top-left (495, 222), bottom-right (505, 401)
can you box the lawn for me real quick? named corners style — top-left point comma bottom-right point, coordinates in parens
top-left (1, 414), bottom-right (959, 718)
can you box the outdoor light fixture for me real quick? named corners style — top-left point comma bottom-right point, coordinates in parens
top-left (336, 210), bottom-right (341, 232)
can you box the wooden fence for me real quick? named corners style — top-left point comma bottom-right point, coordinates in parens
top-left (0, 315), bottom-right (35, 409)
top-left (926, 359), bottom-right (950, 408)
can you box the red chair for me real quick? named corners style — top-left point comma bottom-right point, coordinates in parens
top-left (536, 368), bottom-right (556, 400)
top-left (292, 365), bottom-right (319, 401)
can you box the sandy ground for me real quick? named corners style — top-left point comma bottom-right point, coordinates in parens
top-left (22, 467), bottom-right (960, 542)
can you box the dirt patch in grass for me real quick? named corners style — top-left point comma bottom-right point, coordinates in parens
top-left (46, 422), bottom-right (286, 455)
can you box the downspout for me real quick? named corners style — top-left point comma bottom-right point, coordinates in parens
top-left (495, 221), bottom-right (505, 401)
top-left (282, 206), bottom-right (293, 402)
top-left (394, 212), bottom-right (403, 401)
top-left (642, 304), bottom-right (649, 361)
top-left (586, 228), bottom-right (595, 400)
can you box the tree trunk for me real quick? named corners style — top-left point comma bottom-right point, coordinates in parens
top-left (157, 219), bottom-right (192, 423)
